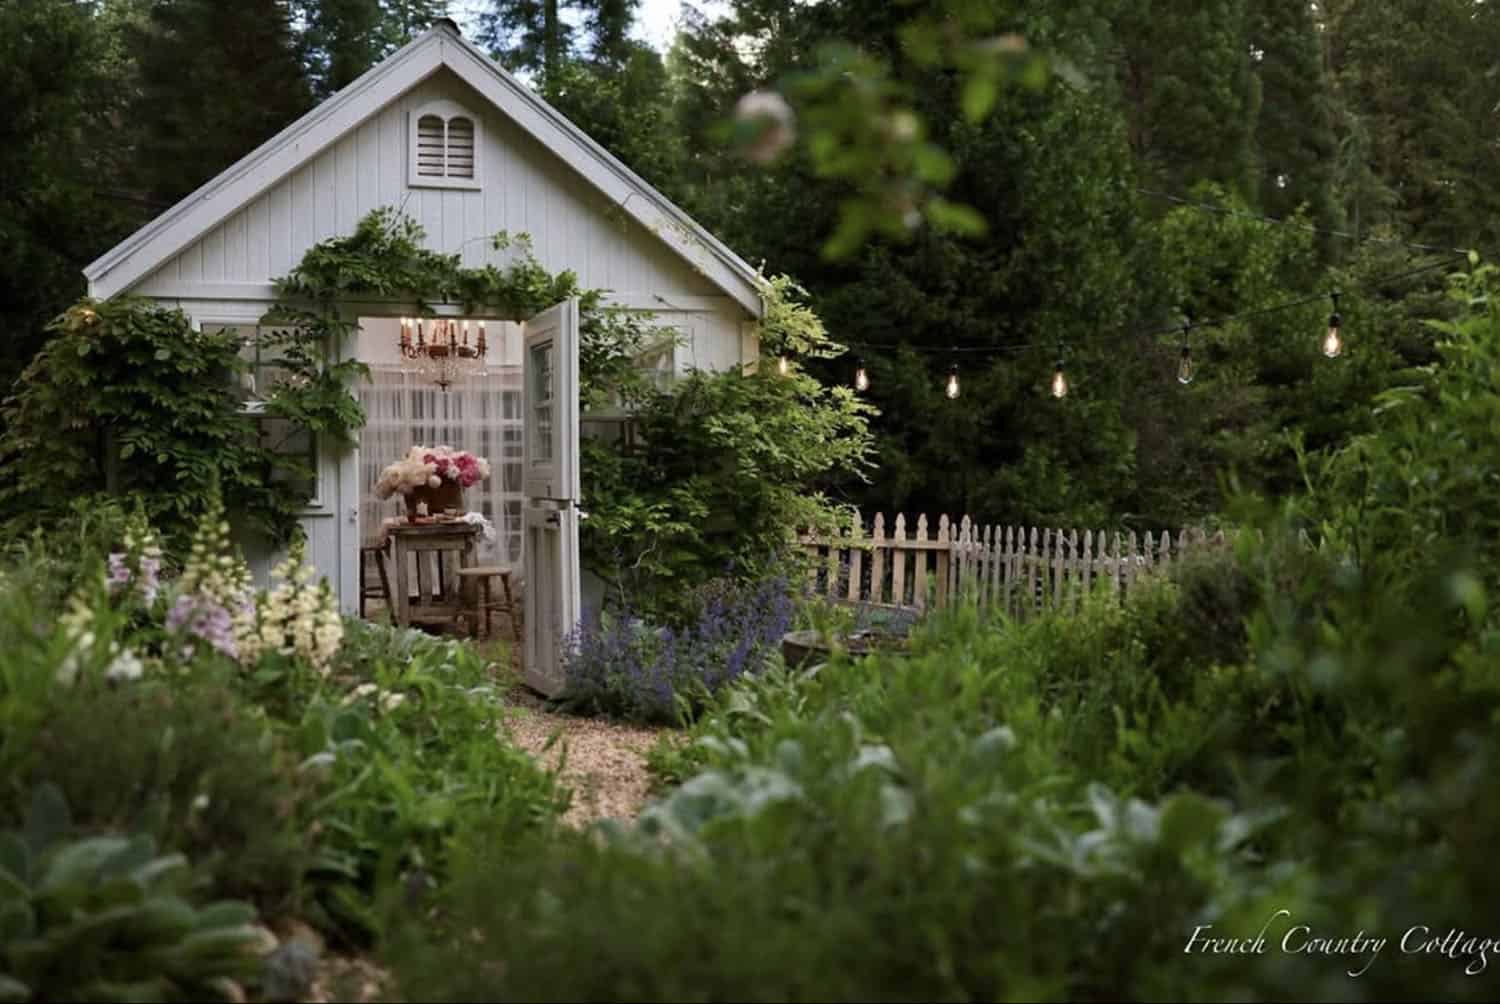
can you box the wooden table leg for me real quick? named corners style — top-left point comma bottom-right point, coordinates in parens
top-left (480, 576), bottom-right (492, 639)
top-left (501, 572), bottom-right (519, 644)
top-left (374, 547), bottom-right (393, 622)
top-left (393, 538), bottom-right (410, 626)
top-left (416, 549), bottom-right (432, 612)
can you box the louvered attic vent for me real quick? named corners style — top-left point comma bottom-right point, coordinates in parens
top-left (409, 102), bottom-right (481, 189)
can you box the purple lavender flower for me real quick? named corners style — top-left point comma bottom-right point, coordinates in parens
top-left (562, 569), bottom-right (794, 722)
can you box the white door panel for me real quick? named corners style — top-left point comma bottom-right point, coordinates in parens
top-left (522, 503), bottom-right (579, 695)
top-left (521, 298), bottom-right (581, 697)
top-left (523, 299), bottom-right (580, 502)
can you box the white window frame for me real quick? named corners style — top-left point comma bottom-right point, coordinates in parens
top-left (583, 323), bottom-right (689, 421)
top-left (408, 99), bottom-right (482, 190)
top-left (195, 316), bottom-right (333, 515)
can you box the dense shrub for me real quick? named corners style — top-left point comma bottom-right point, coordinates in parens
top-left (560, 574), bottom-right (795, 723)
top-left (16, 675), bottom-right (314, 913)
top-left (397, 567), bottom-right (1500, 1001)
top-left (1, 785), bottom-right (267, 1003)
top-left (291, 619), bottom-right (565, 941)
top-left (0, 502), bottom-right (566, 955)
top-left (581, 277), bottom-right (873, 622)
top-left (391, 606), bottom-right (1287, 1002)
top-left (0, 298), bottom-right (308, 546)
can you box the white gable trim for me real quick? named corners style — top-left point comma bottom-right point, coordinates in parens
top-left (84, 21), bottom-right (764, 318)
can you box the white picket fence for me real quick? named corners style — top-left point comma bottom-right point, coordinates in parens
top-left (799, 513), bottom-right (1224, 618)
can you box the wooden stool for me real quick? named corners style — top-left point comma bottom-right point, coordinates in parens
top-left (360, 541), bottom-right (393, 619)
top-left (456, 565), bottom-right (519, 643)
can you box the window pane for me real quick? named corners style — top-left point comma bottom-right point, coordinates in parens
top-left (531, 341), bottom-right (554, 464)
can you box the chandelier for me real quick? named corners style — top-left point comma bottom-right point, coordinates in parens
top-left (400, 317), bottom-right (488, 391)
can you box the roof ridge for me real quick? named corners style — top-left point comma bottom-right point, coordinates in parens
top-left (84, 20), bottom-right (763, 316)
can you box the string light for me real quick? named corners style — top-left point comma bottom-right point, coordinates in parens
top-left (854, 358), bottom-right (870, 392)
top-left (777, 354), bottom-right (790, 376)
top-left (1177, 325), bottom-right (1195, 385)
top-left (1323, 291), bottom-right (1343, 359)
top-left (829, 258), bottom-right (1457, 398)
top-left (945, 363), bottom-right (960, 399)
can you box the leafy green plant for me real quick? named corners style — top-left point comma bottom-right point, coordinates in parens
top-left (388, 606), bottom-right (1286, 1002)
top-left (0, 299), bottom-right (305, 546)
top-left (285, 621), bottom-right (565, 941)
top-left (15, 674), bottom-right (317, 914)
top-left (0, 785), bottom-right (265, 1003)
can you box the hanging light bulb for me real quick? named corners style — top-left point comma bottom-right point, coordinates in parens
top-left (945, 363), bottom-right (960, 399)
top-left (1050, 359), bottom-right (1069, 399)
top-left (777, 354), bottom-right (790, 376)
top-left (1177, 334), bottom-right (1195, 385)
top-left (1323, 291), bottom-right (1343, 359)
top-left (854, 358), bottom-right (870, 392)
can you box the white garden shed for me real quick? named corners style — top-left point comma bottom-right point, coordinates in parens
top-left (83, 18), bottom-right (765, 691)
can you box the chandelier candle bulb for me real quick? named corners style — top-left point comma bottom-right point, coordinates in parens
top-left (1178, 343), bottom-right (1195, 385)
top-left (1051, 361), bottom-right (1069, 399)
top-left (855, 358), bottom-right (870, 392)
top-left (945, 364), bottom-right (960, 399)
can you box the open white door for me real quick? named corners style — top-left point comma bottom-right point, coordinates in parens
top-left (521, 298), bottom-right (581, 696)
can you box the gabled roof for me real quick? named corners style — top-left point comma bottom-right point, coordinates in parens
top-left (84, 19), bottom-right (764, 316)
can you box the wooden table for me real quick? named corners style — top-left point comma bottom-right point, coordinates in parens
top-left (386, 521), bottom-right (481, 628)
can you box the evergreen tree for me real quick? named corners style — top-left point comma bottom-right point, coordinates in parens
top-left (476, 0), bottom-right (639, 80)
top-left (129, 0), bottom-right (314, 204)
top-left (379, 0), bottom-right (448, 46)
top-left (545, 42), bottom-right (684, 185)
top-left (477, 0), bottom-right (573, 79)
top-left (1113, 0), bottom-right (1261, 200)
top-left (1248, 0), bottom-right (1340, 252)
top-left (581, 0), bottom-right (639, 66)
top-left (0, 0), bottom-right (138, 396)
top-left (667, 0), bottom-right (1177, 524)
top-left (298, 0), bottom-right (385, 96)
top-left (296, 0), bottom-right (449, 97)
top-left (1322, 0), bottom-right (1500, 250)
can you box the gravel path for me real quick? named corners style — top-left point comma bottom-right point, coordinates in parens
top-left (504, 706), bottom-right (664, 825)
top-left (475, 635), bottom-right (668, 826)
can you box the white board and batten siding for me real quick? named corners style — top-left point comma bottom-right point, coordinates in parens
top-left (132, 70), bottom-right (756, 373)
top-left (87, 21), bottom-right (766, 612)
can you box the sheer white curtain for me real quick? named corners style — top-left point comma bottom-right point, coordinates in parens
top-left (356, 319), bottom-right (525, 565)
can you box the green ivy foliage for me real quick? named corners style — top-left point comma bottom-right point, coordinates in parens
top-left (0, 208), bottom-right (656, 550)
top-left (2, 206), bottom-right (863, 594)
top-left (583, 275), bottom-right (874, 619)
top-left (0, 299), bottom-right (303, 546)
top-left (271, 208), bottom-right (652, 410)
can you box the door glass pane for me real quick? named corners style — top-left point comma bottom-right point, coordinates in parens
top-left (531, 340), bottom-right (554, 464)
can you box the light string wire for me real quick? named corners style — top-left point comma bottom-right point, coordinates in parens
top-left (835, 255), bottom-right (1461, 361)
top-left (1133, 188), bottom-right (1470, 256)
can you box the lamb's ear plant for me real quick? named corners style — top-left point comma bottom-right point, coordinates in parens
top-left (0, 784), bottom-right (267, 1004)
